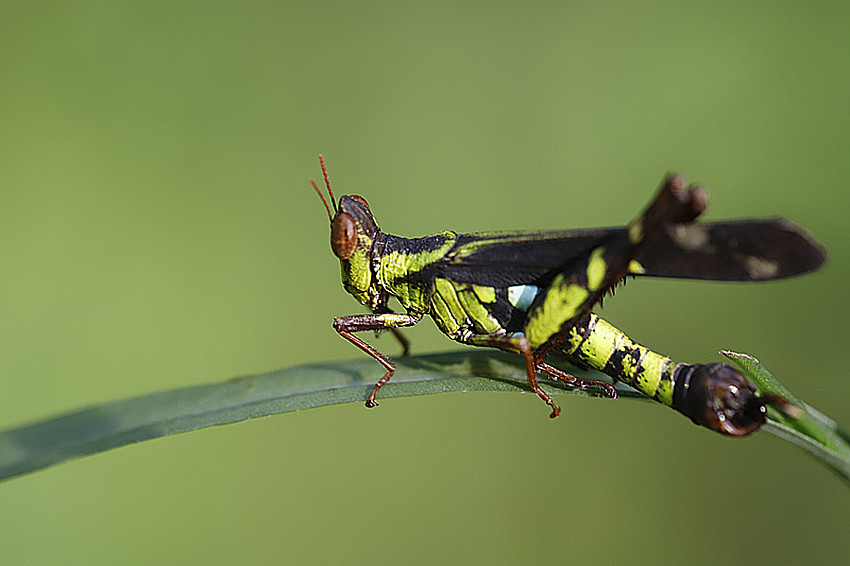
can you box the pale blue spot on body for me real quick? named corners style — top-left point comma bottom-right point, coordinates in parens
top-left (507, 285), bottom-right (539, 312)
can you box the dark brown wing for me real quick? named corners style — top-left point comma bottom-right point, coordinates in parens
top-left (437, 219), bottom-right (825, 286)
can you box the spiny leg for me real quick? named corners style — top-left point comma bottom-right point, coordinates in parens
top-left (336, 330), bottom-right (395, 407)
top-left (333, 313), bottom-right (421, 408)
top-left (537, 361), bottom-right (618, 400)
top-left (467, 334), bottom-right (561, 418)
top-left (529, 174), bottom-right (708, 360)
top-left (517, 175), bottom-right (706, 408)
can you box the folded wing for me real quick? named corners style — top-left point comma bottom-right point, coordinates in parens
top-left (438, 219), bottom-right (825, 286)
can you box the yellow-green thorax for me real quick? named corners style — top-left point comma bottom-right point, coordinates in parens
top-left (376, 231), bottom-right (458, 314)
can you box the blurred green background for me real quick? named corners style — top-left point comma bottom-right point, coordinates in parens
top-left (2, 2), bottom-right (848, 564)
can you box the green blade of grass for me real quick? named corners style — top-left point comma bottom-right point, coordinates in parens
top-left (0, 352), bottom-right (640, 482)
top-left (0, 350), bottom-right (846, 485)
top-left (722, 350), bottom-right (850, 485)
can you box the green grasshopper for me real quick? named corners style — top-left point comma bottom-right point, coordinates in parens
top-left (311, 156), bottom-right (825, 436)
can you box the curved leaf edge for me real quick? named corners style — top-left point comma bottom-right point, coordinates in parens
top-left (0, 351), bottom-right (636, 482)
top-left (0, 350), bottom-right (846, 485)
top-left (723, 349), bottom-right (850, 485)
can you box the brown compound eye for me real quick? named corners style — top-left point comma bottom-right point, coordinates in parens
top-left (331, 212), bottom-right (357, 259)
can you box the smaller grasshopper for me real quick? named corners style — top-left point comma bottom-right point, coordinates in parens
top-left (312, 156), bottom-right (825, 435)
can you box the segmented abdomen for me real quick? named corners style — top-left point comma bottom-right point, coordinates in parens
top-left (558, 312), bottom-right (679, 407)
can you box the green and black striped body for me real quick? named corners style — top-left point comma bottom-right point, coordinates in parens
top-left (376, 231), bottom-right (769, 434)
top-left (313, 159), bottom-right (825, 436)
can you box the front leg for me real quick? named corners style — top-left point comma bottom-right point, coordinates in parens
top-left (333, 312), bottom-right (422, 408)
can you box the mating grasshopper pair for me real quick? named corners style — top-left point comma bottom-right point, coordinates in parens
top-left (312, 156), bottom-right (825, 435)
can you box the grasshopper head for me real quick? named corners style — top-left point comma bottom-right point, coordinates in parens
top-left (311, 156), bottom-right (381, 307)
top-left (331, 195), bottom-right (380, 305)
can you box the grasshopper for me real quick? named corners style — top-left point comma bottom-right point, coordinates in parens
top-left (312, 156), bottom-right (825, 435)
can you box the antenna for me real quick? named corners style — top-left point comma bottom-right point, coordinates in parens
top-left (310, 154), bottom-right (337, 221)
